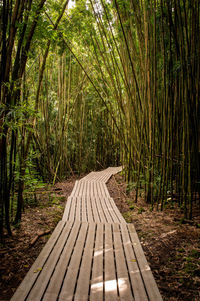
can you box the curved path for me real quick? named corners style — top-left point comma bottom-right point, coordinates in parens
top-left (11, 167), bottom-right (162, 301)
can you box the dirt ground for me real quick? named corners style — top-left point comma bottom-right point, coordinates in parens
top-left (0, 174), bottom-right (199, 301)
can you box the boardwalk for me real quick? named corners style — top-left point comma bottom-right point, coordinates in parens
top-left (11, 167), bottom-right (162, 301)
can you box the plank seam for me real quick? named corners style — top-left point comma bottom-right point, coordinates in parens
top-left (88, 224), bottom-right (97, 299)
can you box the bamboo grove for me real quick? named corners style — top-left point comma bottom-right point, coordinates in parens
top-left (0, 0), bottom-right (199, 238)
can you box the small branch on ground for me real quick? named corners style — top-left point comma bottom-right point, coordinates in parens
top-left (30, 230), bottom-right (51, 246)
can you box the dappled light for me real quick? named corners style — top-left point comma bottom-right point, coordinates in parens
top-left (91, 278), bottom-right (128, 293)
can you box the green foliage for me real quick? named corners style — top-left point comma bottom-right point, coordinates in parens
top-left (129, 204), bottom-right (134, 210)
top-left (138, 207), bottom-right (145, 214)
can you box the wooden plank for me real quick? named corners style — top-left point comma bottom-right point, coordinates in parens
top-left (128, 224), bottom-right (163, 301)
top-left (77, 181), bottom-right (83, 197)
top-left (99, 173), bottom-right (104, 182)
top-left (90, 223), bottom-right (104, 301)
top-left (120, 223), bottom-right (148, 301)
top-left (94, 196), bottom-right (107, 223)
top-left (92, 182), bottom-right (96, 197)
top-left (11, 221), bottom-right (66, 301)
top-left (104, 197), bottom-right (120, 223)
top-left (98, 197), bottom-right (113, 223)
top-left (97, 182), bottom-right (107, 198)
top-left (27, 222), bottom-right (73, 301)
top-left (75, 196), bottom-right (81, 222)
top-left (96, 181), bottom-right (102, 197)
top-left (95, 182), bottom-right (102, 197)
top-left (112, 224), bottom-right (133, 300)
top-left (62, 197), bottom-right (72, 221)
top-left (88, 181), bottom-right (93, 197)
top-left (81, 196), bottom-right (87, 222)
top-left (74, 223), bottom-right (96, 301)
top-left (82, 180), bottom-right (87, 196)
top-left (86, 195), bottom-right (94, 222)
top-left (42, 222), bottom-right (81, 301)
top-left (108, 197), bottom-right (126, 223)
top-left (76, 181), bottom-right (82, 194)
top-left (101, 171), bottom-right (110, 183)
top-left (93, 181), bottom-right (97, 197)
top-left (91, 196), bottom-right (101, 223)
top-left (89, 182), bottom-right (94, 196)
top-left (101, 183), bottom-right (110, 198)
top-left (104, 223), bottom-right (118, 301)
top-left (90, 196), bottom-right (98, 222)
top-left (85, 181), bottom-right (88, 196)
top-left (58, 223), bottom-right (88, 301)
top-left (71, 181), bottom-right (79, 197)
top-left (104, 197), bottom-right (119, 223)
top-left (68, 196), bottom-right (77, 222)
top-left (81, 172), bottom-right (93, 181)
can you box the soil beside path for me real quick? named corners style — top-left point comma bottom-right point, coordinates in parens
top-left (0, 173), bottom-right (199, 301)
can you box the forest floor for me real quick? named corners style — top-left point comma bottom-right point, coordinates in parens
top-left (0, 173), bottom-right (200, 301)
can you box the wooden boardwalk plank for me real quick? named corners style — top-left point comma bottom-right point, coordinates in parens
top-left (90, 223), bottom-right (104, 301)
top-left (81, 196), bottom-right (88, 222)
top-left (95, 196), bottom-right (107, 222)
top-left (92, 196), bottom-right (101, 223)
top-left (87, 196), bottom-right (94, 222)
top-left (62, 197), bottom-right (71, 221)
top-left (75, 195), bottom-right (81, 222)
top-left (70, 181), bottom-right (79, 197)
top-left (104, 223), bottom-right (118, 301)
top-left (98, 197), bottom-right (113, 223)
top-left (108, 197), bottom-right (126, 223)
top-left (101, 182), bottom-right (110, 198)
top-left (68, 197), bottom-right (77, 222)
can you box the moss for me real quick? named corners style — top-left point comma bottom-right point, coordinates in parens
top-left (122, 212), bottom-right (132, 223)
top-left (138, 207), bottom-right (145, 214)
top-left (184, 262), bottom-right (197, 275)
top-left (177, 248), bottom-right (185, 253)
top-left (190, 249), bottom-right (200, 259)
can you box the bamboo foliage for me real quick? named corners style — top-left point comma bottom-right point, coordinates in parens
top-left (0, 0), bottom-right (199, 239)
top-left (64, 0), bottom-right (199, 217)
top-left (111, 0), bottom-right (200, 216)
top-left (35, 0), bottom-right (199, 217)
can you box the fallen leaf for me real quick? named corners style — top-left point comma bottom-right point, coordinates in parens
top-left (34, 267), bottom-right (42, 273)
